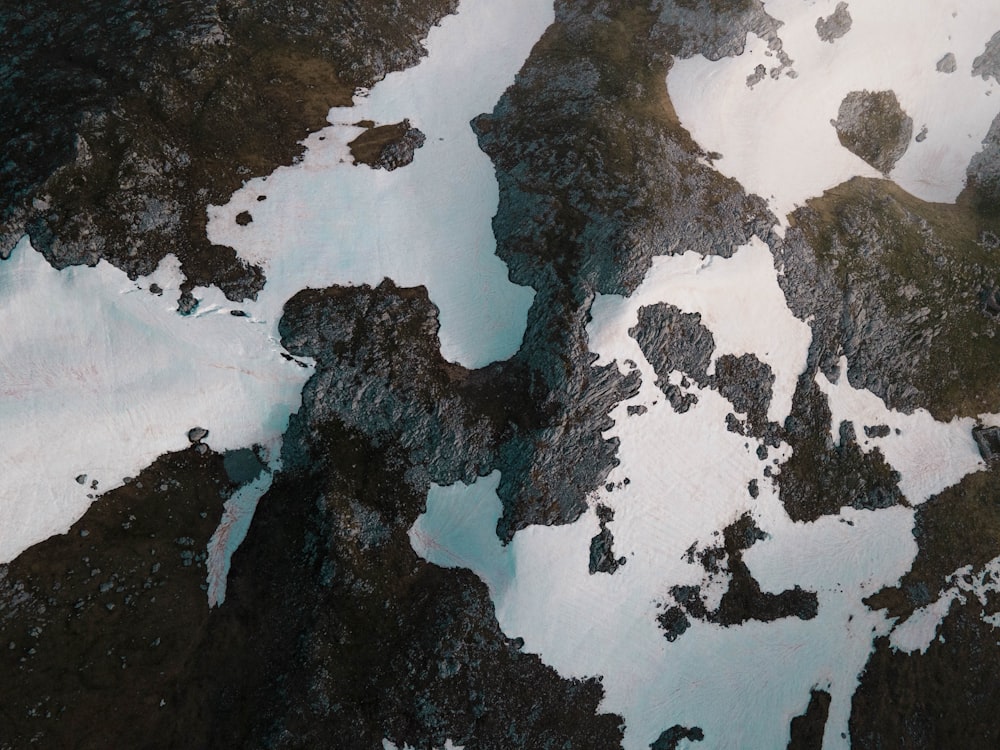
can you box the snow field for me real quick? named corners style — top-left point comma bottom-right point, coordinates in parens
top-left (667, 0), bottom-right (1000, 222)
top-left (0, 239), bottom-right (305, 562)
top-left (206, 0), bottom-right (556, 369)
top-left (413, 240), bottom-right (989, 749)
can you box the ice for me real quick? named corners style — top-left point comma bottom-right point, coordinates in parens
top-left (0, 238), bottom-right (306, 562)
top-left (668, 0), bottom-right (1000, 222)
top-left (207, 0), bottom-right (556, 368)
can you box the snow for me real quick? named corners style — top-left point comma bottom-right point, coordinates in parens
top-left (587, 239), bottom-right (811, 424)
top-left (206, 0), bottom-right (555, 368)
top-left (817, 358), bottom-right (985, 504)
top-left (413, 239), bottom-right (989, 748)
top-left (0, 239), bottom-right (306, 563)
top-left (667, 0), bottom-right (1000, 222)
top-left (0, 0), bottom-right (554, 577)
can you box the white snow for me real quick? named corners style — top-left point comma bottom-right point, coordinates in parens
top-left (413, 238), bottom-right (990, 748)
top-left (206, 0), bottom-right (556, 368)
top-left (816, 357), bottom-right (986, 504)
top-left (667, 0), bottom-right (1000, 222)
top-left (0, 239), bottom-right (306, 562)
top-left (0, 0), bottom-right (554, 575)
top-left (587, 239), bottom-right (812, 424)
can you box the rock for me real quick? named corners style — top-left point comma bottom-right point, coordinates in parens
top-left (186, 427), bottom-right (209, 444)
top-left (816, 2), bottom-right (852, 43)
top-left (832, 90), bottom-right (913, 174)
top-left (787, 689), bottom-right (831, 750)
top-left (936, 52), bottom-right (957, 73)
top-left (973, 425), bottom-right (1000, 462)
top-left (348, 120), bottom-right (426, 171)
top-left (973, 30), bottom-right (1000, 83)
top-left (650, 725), bottom-right (705, 750)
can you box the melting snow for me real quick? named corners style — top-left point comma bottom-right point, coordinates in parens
top-left (667, 0), bottom-right (1000, 221)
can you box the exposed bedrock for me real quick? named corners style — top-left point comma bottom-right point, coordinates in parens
top-left (661, 514), bottom-right (818, 638)
top-left (0, 0), bottom-right (459, 301)
top-left (348, 119), bottom-right (427, 171)
top-left (788, 689), bottom-right (831, 750)
top-left (832, 90), bottom-right (913, 174)
top-left (815, 2), bottom-right (852, 44)
top-left (0, 448), bottom-right (233, 748)
top-left (850, 597), bottom-right (1000, 749)
top-left (774, 175), bottom-right (1000, 420)
top-left (473, 0), bottom-right (777, 300)
top-left (777, 359), bottom-right (903, 523)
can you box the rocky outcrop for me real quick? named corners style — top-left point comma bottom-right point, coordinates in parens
top-left (349, 120), bottom-right (427, 171)
top-left (832, 90), bottom-right (912, 174)
top-left (0, 447), bottom-right (232, 748)
top-left (651, 725), bottom-right (705, 749)
top-left (0, 0), bottom-right (459, 302)
top-left (972, 30), bottom-right (1000, 84)
top-left (816, 2), bottom-right (852, 43)
top-left (850, 597), bottom-right (1000, 749)
top-left (777, 365), bottom-right (902, 522)
top-left (787, 689), bottom-right (831, 750)
top-left (774, 177), bottom-right (1000, 419)
top-left (661, 514), bottom-right (818, 638)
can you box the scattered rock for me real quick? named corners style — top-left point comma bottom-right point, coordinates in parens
top-left (234, 211), bottom-right (253, 226)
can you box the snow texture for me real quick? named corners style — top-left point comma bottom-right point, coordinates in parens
top-left (206, 0), bottom-right (555, 368)
top-left (0, 239), bottom-right (304, 562)
top-left (0, 0), bottom-right (554, 579)
top-left (412, 240), bottom-right (991, 749)
top-left (668, 0), bottom-right (1000, 221)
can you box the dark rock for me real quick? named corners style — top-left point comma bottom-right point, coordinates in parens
top-left (657, 607), bottom-right (691, 643)
top-left (850, 598), bottom-right (1000, 749)
top-left (865, 468), bottom-right (1000, 622)
top-left (235, 211), bottom-right (253, 226)
top-left (787, 689), bottom-right (831, 750)
top-left (627, 404), bottom-right (648, 416)
top-left (665, 514), bottom-right (818, 634)
top-left (186, 427), bottom-right (209, 443)
top-left (972, 31), bottom-right (1000, 83)
top-left (630, 303), bottom-right (715, 387)
top-left (832, 90), bottom-right (913, 174)
top-left (773, 176), bottom-right (1000, 419)
top-left (815, 2), bottom-right (852, 43)
top-left (936, 52), bottom-right (957, 74)
top-left (651, 724), bottom-right (704, 750)
top-left (589, 504), bottom-right (625, 574)
top-left (863, 424), bottom-right (891, 439)
top-left (748, 478), bottom-right (759, 498)
top-left (777, 368), bottom-right (902, 521)
top-left (972, 424), bottom-right (1000, 462)
top-left (348, 119), bottom-right (426, 171)
top-left (0, 0), bottom-right (461, 304)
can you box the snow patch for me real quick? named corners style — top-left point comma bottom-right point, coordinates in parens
top-left (206, 0), bottom-right (556, 368)
top-left (668, 0), bottom-right (1000, 221)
